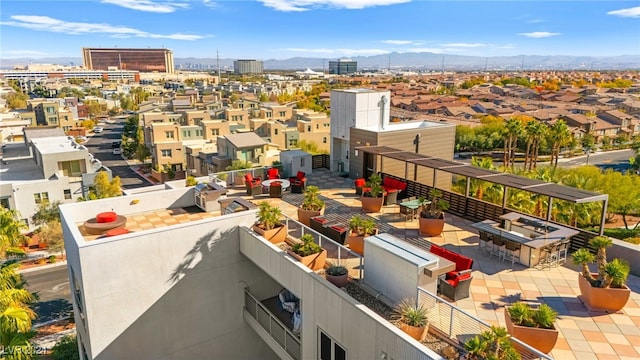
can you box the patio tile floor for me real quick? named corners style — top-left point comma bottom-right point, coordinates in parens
top-left (266, 169), bottom-right (640, 360)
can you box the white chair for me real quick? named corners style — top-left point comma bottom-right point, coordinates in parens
top-left (479, 232), bottom-right (492, 256)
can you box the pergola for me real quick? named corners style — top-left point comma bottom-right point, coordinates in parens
top-left (356, 145), bottom-right (609, 235)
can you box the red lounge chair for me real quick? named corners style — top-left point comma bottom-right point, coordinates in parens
top-left (267, 168), bottom-right (280, 180)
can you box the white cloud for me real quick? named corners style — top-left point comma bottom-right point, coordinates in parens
top-left (441, 43), bottom-right (486, 48)
top-left (0, 15), bottom-right (204, 40)
top-left (518, 32), bottom-right (559, 38)
top-left (381, 40), bottom-right (423, 45)
top-left (100, 0), bottom-right (189, 13)
top-left (407, 48), bottom-right (445, 54)
top-left (259, 0), bottom-right (410, 12)
top-left (607, 6), bottom-right (640, 18)
top-left (283, 47), bottom-right (390, 56)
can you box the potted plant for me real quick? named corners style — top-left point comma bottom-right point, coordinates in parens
top-left (463, 326), bottom-right (521, 360)
top-left (418, 188), bottom-right (450, 236)
top-left (288, 233), bottom-right (327, 271)
top-left (504, 302), bottom-right (559, 353)
top-left (392, 298), bottom-right (429, 341)
top-left (572, 236), bottom-right (631, 312)
top-left (297, 185), bottom-right (325, 227)
top-left (344, 215), bottom-right (378, 256)
top-left (361, 173), bottom-right (385, 213)
top-left (226, 159), bottom-right (252, 186)
top-left (252, 201), bottom-right (288, 244)
top-left (325, 264), bottom-right (349, 287)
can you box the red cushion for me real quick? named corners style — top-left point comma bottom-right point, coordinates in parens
top-left (446, 278), bottom-right (459, 287)
top-left (271, 181), bottom-right (281, 186)
top-left (383, 178), bottom-right (393, 188)
top-left (331, 225), bottom-right (347, 232)
top-left (245, 173), bottom-right (253, 183)
top-left (355, 178), bottom-right (366, 187)
top-left (96, 212), bottom-right (117, 223)
top-left (296, 171), bottom-right (305, 180)
top-left (398, 181), bottom-right (407, 191)
top-left (430, 244), bottom-right (444, 256)
top-left (313, 216), bottom-right (328, 224)
top-left (446, 270), bottom-right (460, 279)
top-left (105, 228), bottom-right (129, 237)
top-left (455, 256), bottom-right (473, 272)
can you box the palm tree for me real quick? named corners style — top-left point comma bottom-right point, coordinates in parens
top-left (524, 121), bottom-right (546, 170)
top-left (547, 120), bottom-right (571, 168)
top-left (0, 208), bottom-right (28, 255)
top-left (571, 248), bottom-right (595, 282)
top-left (590, 236), bottom-right (613, 277)
top-left (502, 118), bottom-right (523, 168)
top-left (0, 262), bottom-right (37, 357)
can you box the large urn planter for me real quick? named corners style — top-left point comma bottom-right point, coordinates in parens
top-left (504, 309), bottom-right (558, 354)
top-left (297, 207), bottom-right (324, 227)
top-left (578, 273), bottom-right (631, 312)
top-left (361, 195), bottom-right (384, 213)
top-left (325, 265), bottom-right (349, 287)
top-left (288, 248), bottom-right (327, 271)
top-left (252, 224), bottom-right (288, 244)
top-left (345, 229), bottom-right (379, 256)
top-left (418, 214), bottom-right (445, 236)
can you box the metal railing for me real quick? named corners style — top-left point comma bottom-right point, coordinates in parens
top-left (281, 214), bottom-right (364, 280)
top-left (244, 288), bottom-right (301, 360)
top-left (417, 288), bottom-right (553, 360)
top-left (208, 167), bottom-right (265, 187)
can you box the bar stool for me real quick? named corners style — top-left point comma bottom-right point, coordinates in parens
top-left (491, 236), bottom-right (506, 261)
top-left (504, 240), bottom-right (521, 266)
top-left (557, 239), bottom-right (571, 264)
top-left (479, 232), bottom-right (491, 256)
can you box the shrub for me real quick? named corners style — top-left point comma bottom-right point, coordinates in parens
top-left (51, 335), bottom-right (79, 360)
top-left (325, 264), bottom-right (348, 276)
top-left (507, 302), bottom-right (557, 329)
top-left (48, 255), bottom-right (57, 263)
top-left (292, 234), bottom-right (322, 257)
top-left (463, 326), bottom-right (521, 360)
top-left (393, 298), bottom-right (429, 327)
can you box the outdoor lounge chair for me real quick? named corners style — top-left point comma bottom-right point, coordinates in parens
top-left (267, 167), bottom-right (280, 180)
top-left (438, 269), bottom-right (473, 301)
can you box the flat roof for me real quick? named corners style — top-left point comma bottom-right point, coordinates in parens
top-left (32, 136), bottom-right (86, 155)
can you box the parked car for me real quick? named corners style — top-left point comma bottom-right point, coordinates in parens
top-left (93, 127), bottom-right (104, 133)
top-left (111, 141), bottom-right (122, 148)
top-left (112, 148), bottom-right (122, 155)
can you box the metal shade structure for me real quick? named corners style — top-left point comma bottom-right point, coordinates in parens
top-left (356, 145), bottom-right (609, 235)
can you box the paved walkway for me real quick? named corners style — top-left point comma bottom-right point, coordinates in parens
top-left (257, 168), bottom-right (640, 360)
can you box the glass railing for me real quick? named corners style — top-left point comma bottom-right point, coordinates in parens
top-left (243, 288), bottom-right (301, 360)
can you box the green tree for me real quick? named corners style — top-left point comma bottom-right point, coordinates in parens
top-left (502, 118), bottom-right (523, 168)
top-left (523, 120), bottom-right (545, 170)
top-left (259, 93), bottom-right (269, 102)
top-left (606, 171), bottom-right (640, 230)
top-left (0, 262), bottom-right (37, 358)
top-left (2, 92), bottom-right (28, 109)
top-left (31, 201), bottom-right (61, 226)
top-left (84, 172), bottom-right (122, 200)
top-left (0, 209), bottom-right (28, 255)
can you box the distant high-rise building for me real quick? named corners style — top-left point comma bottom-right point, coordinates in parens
top-left (233, 60), bottom-right (263, 74)
top-left (82, 48), bottom-right (174, 74)
top-left (329, 59), bottom-right (357, 75)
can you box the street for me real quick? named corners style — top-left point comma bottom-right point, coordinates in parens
top-left (21, 265), bottom-right (72, 324)
top-left (85, 117), bottom-right (151, 189)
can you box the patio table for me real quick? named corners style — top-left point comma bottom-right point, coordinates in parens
top-left (398, 199), bottom-right (429, 221)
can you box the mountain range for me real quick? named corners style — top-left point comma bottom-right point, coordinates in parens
top-left (2, 52), bottom-right (639, 71)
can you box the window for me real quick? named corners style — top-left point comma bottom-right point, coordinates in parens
top-left (49, 117), bottom-right (58, 124)
top-left (59, 160), bottom-right (82, 176)
top-left (266, 112), bottom-right (272, 118)
top-left (319, 329), bottom-right (346, 360)
top-left (279, 111), bottom-right (286, 117)
top-left (288, 139), bottom-right (298, 147)
top-left (33, 192), bottom-right (49, 205)
top-left (211, 128), bottom-right (219, 136)
top-left (64, 189), bottom-right (72, 200)
top-left (0, 198), bottom-right (9, 209)
top-left (161, 149), bottom-right (172, 157)
top-left (183, 130), bottom-right (192, 137)
top-left (195, 129), bottom-right (203, 137)
top-left (307, 126), bottom-right (311, 132)
top-left (316, 124), bottom-right (320, 129)
top-left (275, 129), bottom-right (278, 135)
top-left (323, 137), bottom-right (327, 143)
top-left (165, 131), bottom-right (174, 139)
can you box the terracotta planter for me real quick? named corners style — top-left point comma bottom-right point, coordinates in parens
top-left (418, 214), bottom-right (445, 236)
top-left (398, 322), bottom-right (427, 341)
top-left (297, 207), bottom-right (324, 227)
top-left (504, 309), bottom-right (558, 354)
top-left (288, 249), bottom-right (327, 271)
top-left (252, 224), bottom-right (288, 244)
top-left (361, 195), bottom-right (384, 213)
top-left (578, 273), bottom-right (630, 312)
top-left (326, 272), bottom-right (349, 288)
top-left (345, 229), bottom-right (378, 256)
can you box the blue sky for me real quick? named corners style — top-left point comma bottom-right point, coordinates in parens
top-left (1, 1), bottom-right (639, 60)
